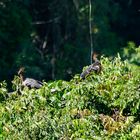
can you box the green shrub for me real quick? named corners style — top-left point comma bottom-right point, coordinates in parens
top-left (0, 55), bottom-right (139, 139)
top-left (122, 41), bottom-right (140, 65)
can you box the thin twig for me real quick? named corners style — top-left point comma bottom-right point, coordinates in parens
top-left (32, 17), bottom-right (61, 25)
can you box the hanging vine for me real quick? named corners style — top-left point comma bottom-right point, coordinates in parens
top-left (89, 0), bottom-right (93, 64)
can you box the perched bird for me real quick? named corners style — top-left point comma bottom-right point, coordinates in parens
top-left (80, 52), bottom-right (102, 79)
top-left (18, 67), bottom-right (43, 89)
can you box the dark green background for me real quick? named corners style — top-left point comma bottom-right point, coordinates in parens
top-left (0, 0), bottom-right (139, 83)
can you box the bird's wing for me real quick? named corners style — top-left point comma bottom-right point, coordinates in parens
top-left (91, 60), bottom-right (101, 71)
top-left (36, 80), bottom-right (43, 85)
top-left (80, 65), bottom-right (93, 79)
top-left (23, 78), bottom-right (43, 88)
top-left (91, 65), bottom-right (100, 71)
top-left (80, 62), bottom-right (101, 79)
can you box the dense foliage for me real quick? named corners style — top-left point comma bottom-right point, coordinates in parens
top-left (0, 56), bottom-right (139, 139)
top-left (0, 1), bottom-right (139, 139)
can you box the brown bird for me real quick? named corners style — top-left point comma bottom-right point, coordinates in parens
top-left (18, 67), bottom-right (43, 89)
top-left (80, 52), bottom-right (102, 79)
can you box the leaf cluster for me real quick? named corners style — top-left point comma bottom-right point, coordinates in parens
top-left (0, 56), bottom-right (140, 139)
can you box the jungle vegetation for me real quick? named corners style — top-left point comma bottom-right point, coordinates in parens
top-left (0, 0), bottom-right (140, 139)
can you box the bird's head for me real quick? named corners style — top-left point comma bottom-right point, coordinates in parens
top-left (18, 67), bottom-right (25, 75)
top-left (92, 52), bottom-right (99, 62)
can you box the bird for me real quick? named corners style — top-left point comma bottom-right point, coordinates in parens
top-left (18, 67), bottom-right (43, 89)
top-left (80, 52), bottom-right (102, 79)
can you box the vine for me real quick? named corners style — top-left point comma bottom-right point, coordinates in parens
top-left (89, 0), bottom-right (93, 64)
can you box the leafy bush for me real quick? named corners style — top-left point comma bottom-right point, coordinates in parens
top-left (122, 42), bottom-right (140, 65)
top-left (0, 55), bottom-right (140, 139)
